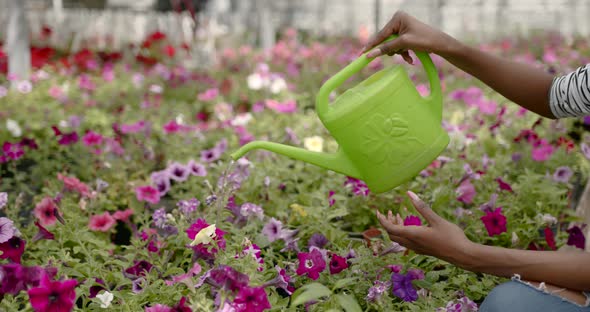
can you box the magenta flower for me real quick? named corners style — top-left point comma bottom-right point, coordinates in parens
top-left (82, 131), bottom-right (103, 146)
top-left (145, 304), bottom-right (172, 312)
top-left (125, 260), bottom-right (154, 278)
top-left (187, 160), bottom-right (207, 176)
top-left (58, 132), bottom-right (79, 145)
top-left (120, 120), bottom-right (146, 134)
top-left (329, 254), bottom-right (348, 275)
top-left (88, 212), bottom-right (116, 232)
top-left (207, 265), bottom-right (250, 292)
top-left (0, 217), bottom-right (16, 243)
top-left (344, 177), bottom-right (370, 196)
top-left (33, 197), bottom-right (63, 227)
top-left (481, 208), bottom-right (507, 237)
top-left (197, 88), bottom-right (219, 101)
top-left (262, 266), bottom-right (293, 294)
top-left (328, 190), bottom-right (336, 207)
top-left (265, 99), bottom-right (297, 114)
top-left (566, 226), bottom-right (586, 249)
top-left (135, 186), bottom-right (161, 204)
top-left (33, 221), bottom-right (55, 241)
top-left (0, 263), bottom-right (27, 295)
top-left (456, 179), bottom-right (476, 204)
top-left (28, 275), bottom-right (77, 312)
top-left (233, 287), bottom-right (271, 312)
top-left (163, 120), bottom-right (181, 134)
top-left (167, 162), bottom-right (190, 182)
top-left (553, 166), bottom-right (573, 183)
top-left (150, 171), bottom-right (171, 196)
top-left (58, 173), bottom-right (90, 197)
top-left (262, 218), bottom-right (285, 242)
top-left (186, 219), bottom-right (226, 257)
top-left (403, 215), bottom-right (422, 226)
top-left (496, 178), bottom-right (514, 192)
top-left (296, 248), bottom-right (326, 280)
top-left (2, 142), bottom-right (24, 160)
top-left (392, 272), bottom-right (419, 302)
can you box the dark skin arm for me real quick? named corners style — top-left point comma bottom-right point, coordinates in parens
top-left (361, 11), bottom-right (556, 119)
top-left (376, 191), bottom-right (590, 294)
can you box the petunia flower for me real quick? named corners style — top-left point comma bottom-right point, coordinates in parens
top-left (403, 215), bottom-right (422, 226)
top-left (145, 304), bottom-right (173, 312)
top-left (167, 162), bottom-right (190, 182)
top-left (163, 120), bottom-right (181, 134)
top-left (265, 99), bottom-right (297, 114)
top-left (135, 186), bottom-right (161, 204)
top-left (0, 192), bottom-right (7, 209)
top-left (27, 274), bottom-right (77, 312)
top-left (479, 193), bottom-right (498, 213)
top-left (544, 226), bottom-right (557, 250)
top-left (233, 287), bottom-right (271, 312)
top-left (58, 132), bottom-right (79, 145)
top-left (329, 254), bottom-right (348, 275)
top-left (296, 248), bottom-right (326, 280)
top-left (366, 280), bottom-right (391, 303)
top-left (177, 198), bottom-right (200, 216)
top-left (239, 203), bottom-right (264, 220)
top-left (2, 142), bottom-right (24, 160)
top-left (150, 171), bottom-right (171, 196)
top-left (33, 197), bottom-right (63, 226)
top-left (165, 262), bottom-right (202, 286)
top-left (95, 291), bottom-right (114, 308)
top-left (391, 272), bottom-right (419, 302)
top-left (197, 88), bottom-right (219, 101)
top-left (307, 233), bottom-right (329, 249)
top-left (124, 260), bottom-right (153, 278)
top-left (553, 166), bottom-right (573, 183)
top-left (496, 178), bottom-right (513, 193)
top-left (0, 217), bottom-right (16, 243)
top-left (344, 177), bottom-right (370, 196)
top-left (303, 136), bottom-right (324, 152)
top-left (456, 179), bottom-right (476, 204)
top-left (88, 212), bottom-right (116, 232)
top-left (262, 265), bottom-right (293, 294)
top-left (207, 265), bottom-right (250, 292)
top-left (33, 221), bottom-right (55, 241)
top-left (566, 226), bottom-right (586, 249)
top-left (581, 143), bottom-right (590, 160)
top-left (187, 160), bottom-right (207, 176)
top-left (82, 131), bottom-right (103, 146)
top-left (480, 208), bottom-right (507, 237)
top-left (531, 139), bottom-right (555, 162)
top-left (57, 173), bottom-right (90, 197)
top-left (186, 219), bottom-right (226, 258)
top-left (262, 218), bottom-right (285, 243)
top-left (0, 263), bottom-right (27, 295)
top-left (112, 208), bottom-right (134, 222)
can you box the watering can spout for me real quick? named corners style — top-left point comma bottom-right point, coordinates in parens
top-left (230, 141), bottom-right (362, 179)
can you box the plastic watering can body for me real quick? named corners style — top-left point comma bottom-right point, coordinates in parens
top-left (231, 35), bottom-right (449, 194)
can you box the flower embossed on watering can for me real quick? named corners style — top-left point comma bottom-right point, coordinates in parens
top-left (231, 35), bottom-right (450, 194)
top-left (363, 113), bottom-right (424, 165)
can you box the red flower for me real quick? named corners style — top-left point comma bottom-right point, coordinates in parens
top-left (34, 197), bottom-right (63, 226)
top-left (27, 275), bottom-right (77, 312)
top-left (480, 208), bottom-right (507, 237)
top-left (163, 45), bottom-right (176, 57)
top-left (41, 25), bottom-right (53, 38)
top-left (147, 31), bottom-right (167, 42)
top-left (329, 254), bottom-right (348, 275)
top-left (544, 226), bottom-right (557, 250)
top-left (0, 236), bottom-right (26, 263)
top-left (88, 212), bottom-right (116, 232)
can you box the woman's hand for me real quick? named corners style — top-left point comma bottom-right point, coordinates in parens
top-left (376, 191), bottom-right (475, 268)
top-left (361, 11), bottom-right (461, 62)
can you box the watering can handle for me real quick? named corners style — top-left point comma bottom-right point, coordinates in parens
top-left (316, 35), bottom-right (443, 122)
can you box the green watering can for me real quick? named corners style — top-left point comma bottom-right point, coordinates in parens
top-left (230, 36), bottom-right (449, 194)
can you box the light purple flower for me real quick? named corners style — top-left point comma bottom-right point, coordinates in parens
top-left (200, 148), bottom-right (222, 163)
top-left (152, 208), bottom-right (167, 228)
top-left (177, 198), bottom-right (200, 216)
top-left (479, 193), bottom-right (498, 213)
top-left (150, 171), bottom-right (171, 196)
top-left (262, 218), bottom-right (284, 242)
top-left (582, 143), bottom-right (590, 160)
top-left (0, 192), bottom-right (7, 209)
top-left (16, 81), bottom-right (32, 94)
top-left (167, 162), bottom-right (190, 182)
top-left (553, 166), bottom-right (573, 183)
top-left (240, 203), bottom-right (264, 220)
top-left (285, 127), bottom-right (300, 144)
top-left (366, 280), bottom-right (391, 303)
top-left (187, 160), bottom-right (207, 176)
top-left (0, 217), bottom-right (16, 243)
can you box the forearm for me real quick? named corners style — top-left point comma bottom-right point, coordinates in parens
top-left (459, 242), bottom-right (590, 291)
top-left (439, 39), bottom-right (555, 119)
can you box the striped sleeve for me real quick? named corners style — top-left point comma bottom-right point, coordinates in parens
top-left (549, 64), bottom-right (590, 118)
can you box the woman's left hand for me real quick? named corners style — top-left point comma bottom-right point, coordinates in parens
top-left (376, 191), bottom-right (475, 267)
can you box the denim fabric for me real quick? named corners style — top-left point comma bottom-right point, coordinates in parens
top-left (480, 281), bottom-right (590, 312)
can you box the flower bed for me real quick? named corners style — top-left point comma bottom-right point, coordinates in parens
top-left (1, 29), bottom-right (589, 311)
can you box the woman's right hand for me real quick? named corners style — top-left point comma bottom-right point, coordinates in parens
top-left (361, 11), bottom-right (461, 63)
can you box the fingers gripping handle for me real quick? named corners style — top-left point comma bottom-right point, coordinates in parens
top-left (315, 35), bottom-right (442, 123)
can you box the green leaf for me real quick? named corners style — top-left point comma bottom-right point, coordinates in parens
top-left (335, 294), bottom-right (362, 312)
top-left (327, 207), bottom-right (349, 220)
top-left (291, 283), bottom-right (332, 307)
top-left (332, 277), bottom-right (357, 290)
top-left (412, 279), bottom-right (433, 290)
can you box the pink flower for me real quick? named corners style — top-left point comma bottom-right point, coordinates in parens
top-left (496, 178), bottom-right (513, 193)
top-left (145, 304), bottom-right (172, 312)
top-left (456, 179), bottom-right (476, 204)
top-left (265, 99), bottom-right (297, 114)
top-left (296, 248), bottom-right (326, 280)
top-left (28, 275), bottom-right (77, 312)
top-left (480, 208), bottom-right (507, 237)
top-left (415, 84), bottom-right (430, 97)
top-left (197, 88), bottom-right (219, 101)
top-left (33, 197), bottom-right (63, 227)
top-left (57, 173), bottom-right (90, 197)
top-left (120, 121), bottom-right (146, 134)
top-left (478, 99), bottom-right (498, 115)
top-left (82, 131), bottom-right (103, 146)
top-left (48, 86), bottom-right (63, 99)
top-left (531, 140), bottom-right (555, 162)
top-left (113, 208), bottom-right (134, 222)
top-left (233, 287), bottom-right (271, 312)
top-left (165, 262), bottom-right (202, 286)
top-left (403, 215), bottom-right (422, 226)
top-left (135, 186), bottom-right (161, 204)
top-left (88, 212), bottom-right (116, 232)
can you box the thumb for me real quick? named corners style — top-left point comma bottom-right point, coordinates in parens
top-left (407, 191), bottom-right (442, 225)
top-left (366, 36), bottom-right (408, 58)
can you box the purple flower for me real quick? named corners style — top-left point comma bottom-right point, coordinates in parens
top-left (0, 217), bottom-right (16, 243)
top-left (582, 143), bottom-right (590, 160)
top-left (566, 226), bottom-right (586, 249)
top-left (553, 166), bottom-right (573, 183)
top-left (391, 272), bottom-right (419, 302)
top-left (177, 198), bottom-right (200, 216)
top-left (296, 248), bottom-right (326, 280)
top-left (150, 171), bottom-right (171, 196)
top-left (262, 218), bottom-right (284, 242)
top-left (152, 208), bottom-right (167, 228)
top-left (307, 233), bottom-right (329, 249)
top-left (187, 160), bottom-right (207, 176)
top-left (0, 263), bottom-right (27, 295)
top-left (0, 192), bottom-right (7, 209)
top-left (366, 280), bottom-right (391, 303)
top-left (200, 148), bottom-right (222, 163)
top-left (403, 215), bottom-right (422, 226)
top-left (285, 127), bottom-right (300, 144)
top-left (240, 203), bottom-right (264, 220)
top-left (167, 162), bottom-right (190, 182)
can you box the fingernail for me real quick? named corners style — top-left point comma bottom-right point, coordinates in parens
top-left (407, 191), bottom-right (419, 202)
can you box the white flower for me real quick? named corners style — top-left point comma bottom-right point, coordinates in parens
top-left (59, 120), bottom-right (69, 128)
top-left (511, 232), bottom-right (519, 246)
top-left (247, 73), bottom-right (265, 90)
top-left (269, 77), bottom-right (287, 94)
top-left (6, 119), bottom-right (21, 137)
top-left (149, 84), bottom-right (163, 94)
top-left (541, 213), bottom-right (558, 225)
top-left (303, 136), bottom-right (324, 152)
top-left (16, 80), bottom-right (32, 94)
top-left (175, 114), bottom-right (185, 125)
top-left (190, 224), bottom-right (217, 246)
top-left (95, 291), bottom-right (114, 308)
top-left (0, 86), bottom-right (7, 98)
top-left (231, 113), bottom-right (253, 127)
